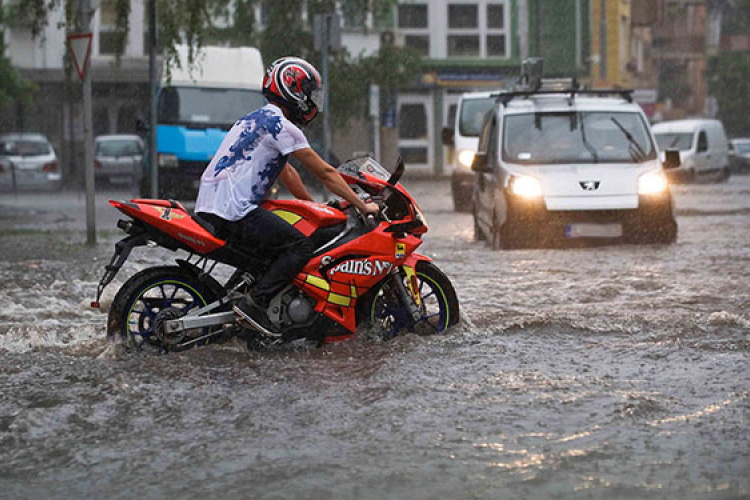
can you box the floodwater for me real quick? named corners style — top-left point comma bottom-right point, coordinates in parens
top-left (0, 178), bottom-right (748, 499)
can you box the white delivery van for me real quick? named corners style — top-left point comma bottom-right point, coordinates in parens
top-left (651, 119), bottom-right (730, 182)
top-left (442, 92), bottom-right (496, 212)
top-left (471, 77), bottom-right (680, 249)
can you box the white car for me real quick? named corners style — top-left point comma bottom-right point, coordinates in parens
top-left (652, 119), bottom-right (730, 182)
top-left (471, 78), bottom-right (679, 249)
top-left (0, 133), bottom-right (62, 192)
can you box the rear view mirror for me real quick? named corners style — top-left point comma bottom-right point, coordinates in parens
top-left (471, 152), bottom-right (492, 173)
top-left (663, 149), bottom-right (681, 170)
top-left (442, 127), bottom-right (455, 147)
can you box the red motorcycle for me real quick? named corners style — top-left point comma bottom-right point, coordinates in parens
top-left (93, 157), bottom-right (460, 351)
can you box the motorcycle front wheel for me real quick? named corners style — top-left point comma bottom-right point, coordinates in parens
top-left (359, 261), bottom-right (459, 340)
top-left (107, 266), bottom-right (218, 352)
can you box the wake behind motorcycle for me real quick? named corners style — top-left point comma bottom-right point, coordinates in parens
top-left (93, 157), bottom-right (460, 352)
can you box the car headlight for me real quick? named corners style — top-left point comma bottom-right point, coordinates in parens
top-left (158, 154), bottom-right (179, 168)
top-left (457, 149), bottom-right (475, 168)
top-left (510, 175), bottom-right (543, 198)
top-left (638, 170), bottom-right (668, 195)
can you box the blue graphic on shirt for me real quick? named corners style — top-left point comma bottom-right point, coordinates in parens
top-left (213, 108), bottom-right (283, 177)
top-left (252, 153), bottom-right (287, 201)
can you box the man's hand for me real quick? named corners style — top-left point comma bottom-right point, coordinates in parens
top-left (292, 148), bottom-right (381, 216)
top-left (361, 202), bottom-right (380, 216)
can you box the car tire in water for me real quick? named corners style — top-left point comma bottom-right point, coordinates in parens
top-left (107, 266), bottom-right (218, 352)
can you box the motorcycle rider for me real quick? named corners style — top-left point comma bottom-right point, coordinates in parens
top-left (195, 56), bottom-right (379, 336)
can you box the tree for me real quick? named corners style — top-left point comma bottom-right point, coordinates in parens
top-left (0, 4), bottom-right (36, 110)
top-left (707, 52), bottom-right (750, 136)
top-left (2, 0), bottom-right (417, 129)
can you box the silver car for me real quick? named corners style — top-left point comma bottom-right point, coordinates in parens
top-left (94, 135), bottom-right (144, 187)
top-left (0, 133), bottom-right (62, 191)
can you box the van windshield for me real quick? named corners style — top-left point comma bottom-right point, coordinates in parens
top-left (503, 111), bottom-right (657, 164)
top-left (654, 133), bottom-right (693, 151)
top-left (158, 87), bottom-right (266, 128)
top-left (459, 97), bottom-right (495, 137)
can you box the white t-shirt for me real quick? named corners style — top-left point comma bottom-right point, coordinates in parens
top-left (195, 103), bottom-right (310, 221)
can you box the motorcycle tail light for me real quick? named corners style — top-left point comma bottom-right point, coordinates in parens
top-left (42, 160), bottom-right (58, 172)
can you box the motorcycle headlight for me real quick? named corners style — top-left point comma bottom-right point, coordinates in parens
top-left (510, 175), bottom-right (543, 198)
top-left (457, 149), bottom-right (475, 168)
top-left (638, 170), bottom-right (668, 195)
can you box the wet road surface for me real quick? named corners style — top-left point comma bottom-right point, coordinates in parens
top-left (0, 177), bottom-right (748, 499)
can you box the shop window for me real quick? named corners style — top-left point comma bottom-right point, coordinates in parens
top-left (399, 147), bottom-right (428, 164)
top-left (399, 104), bottom-right (427, 140)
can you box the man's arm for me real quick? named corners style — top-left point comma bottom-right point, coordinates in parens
top-left (291, 148), bottom-right (379, 215)
top-left (279, 163), bottom-right (314, 202)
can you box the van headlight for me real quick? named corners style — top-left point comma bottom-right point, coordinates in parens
top-left (638, 170), bottom-right (668, 195)
top-left (457, 150), bottom-right (475, 168)
top-left (510, 175), bottom-right (543, 198)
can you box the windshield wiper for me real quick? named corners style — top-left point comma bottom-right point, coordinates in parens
top-left (578, 113), bottom-right (599, 163)
top-left (610, 117), bottom-right (646, 162)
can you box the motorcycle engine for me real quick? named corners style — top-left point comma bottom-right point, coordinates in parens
top-left (268, 288), bottom-right (316, 328)
top-left (288, 294), bottom-right (314, 323)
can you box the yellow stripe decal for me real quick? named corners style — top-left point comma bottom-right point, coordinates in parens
top-left (327, 292), bottom-right (351, 307)
top-left (305, 274), bottom-right (330, 291)
top-left (273, 210), bottom-right (303, 225)
top-left (350, 284), bottom-right (358, 299)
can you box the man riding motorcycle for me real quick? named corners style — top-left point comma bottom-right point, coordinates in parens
top-left (195, 56), bottom-right (379, 337)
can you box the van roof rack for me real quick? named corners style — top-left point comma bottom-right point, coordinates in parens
top-left (495, 57), bottom-right (634, 106)
top-left (493, 87), bottom-right (634, 106)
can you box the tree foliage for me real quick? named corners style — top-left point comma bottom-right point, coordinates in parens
top-left (2, 0), bottom-right (417, 127)
top-left (707, 52), bottom-right (750, 136)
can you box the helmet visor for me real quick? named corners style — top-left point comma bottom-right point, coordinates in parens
top-left (311, 88), bottom-right (326, 111)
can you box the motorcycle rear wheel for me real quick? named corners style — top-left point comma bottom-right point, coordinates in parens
top-left (107, 266), bottom-right (218, 352)
top-left (359, 261), bottom-right (459, 340)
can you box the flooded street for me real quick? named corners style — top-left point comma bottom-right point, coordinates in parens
top-left (1, 178), bottom-right (749, 499)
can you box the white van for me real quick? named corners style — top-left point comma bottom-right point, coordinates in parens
top-left (651, 119), bottom-right (730, 182)
top-left (471, 85), bottom-right (680, 248)
top-left (443, 92), bottom-right (496, 212)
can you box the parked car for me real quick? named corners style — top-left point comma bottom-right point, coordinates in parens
top-left (94, 135), bottom-right (144, 188)
top-left (728, 138), bottom-right (750, 174)
top-left (652, 119), bottom-right (730, 182)
top-left (442, 91), bottom-right (496, 212)
top-left (471, 78), bottom-right (679, 249)
top-left (0, 133), bottom-right (62, 191)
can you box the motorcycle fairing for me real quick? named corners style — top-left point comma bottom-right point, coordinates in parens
top-left (110, 199), bottom-right (226, 253)
top-left (294, 231), bottom-right (424, 332)
top-left (263, 199), bottom-right (347, 237)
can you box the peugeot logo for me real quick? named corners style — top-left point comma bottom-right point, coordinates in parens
top-left (580, 181), bottom-right (600, 191)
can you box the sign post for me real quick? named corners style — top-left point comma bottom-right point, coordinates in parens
top-left (314, 13), bottom-right (341, 164)
top-left (67, 25), bottom-right (96, 245)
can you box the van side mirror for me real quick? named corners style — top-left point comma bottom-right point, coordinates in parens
top-left (442, 127), bottom-right (455, 147)
top-left (471, 152), bottom-right (492, 173)
top-left (663, 149), bottom-right (681, 170)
